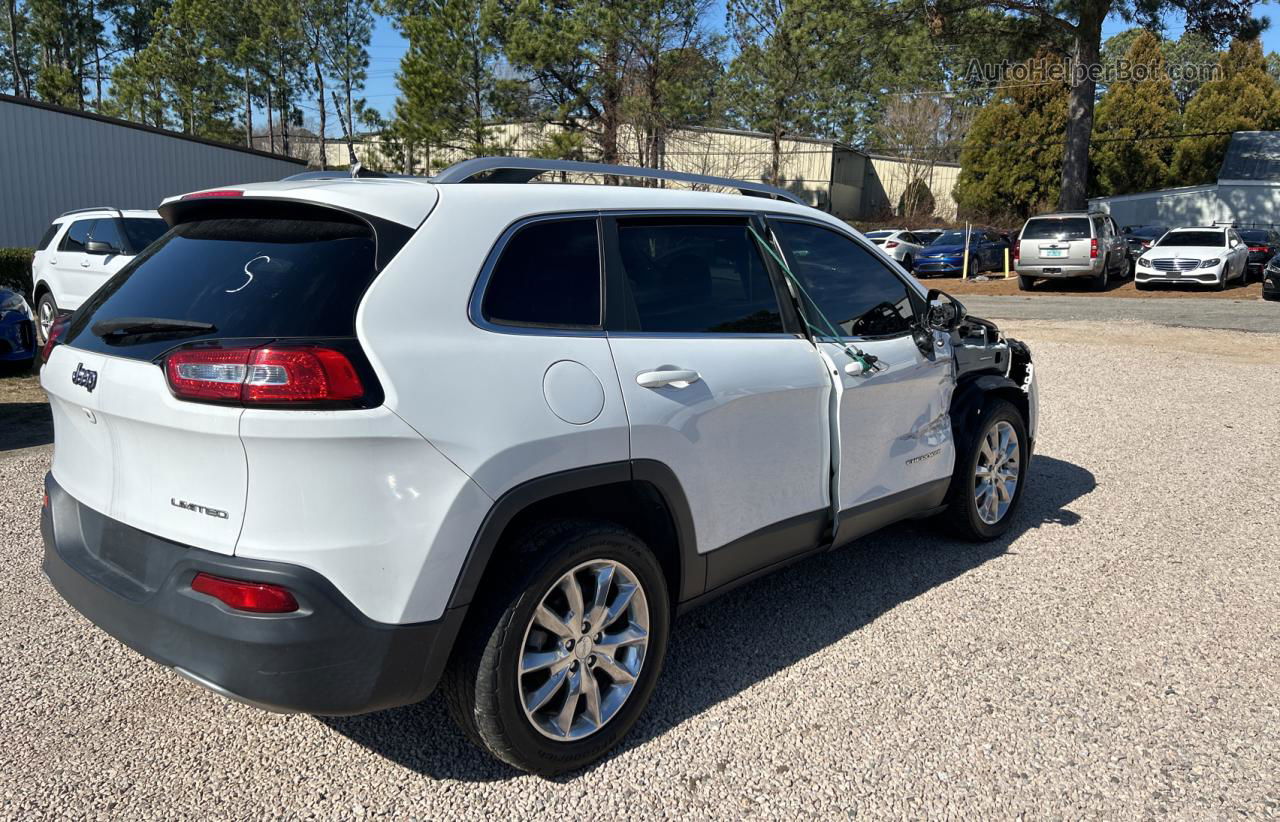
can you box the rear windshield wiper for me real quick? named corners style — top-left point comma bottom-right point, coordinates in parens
top-left (92, 317), bottom-right (216, 339)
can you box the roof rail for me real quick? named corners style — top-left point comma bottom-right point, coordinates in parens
top-left (57, 206), bottom-right (123, 219)
top-left (431, 157), bottom-right (808, 205)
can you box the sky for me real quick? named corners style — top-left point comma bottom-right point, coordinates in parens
top-left (356, 2), bottom-right (1280, 124)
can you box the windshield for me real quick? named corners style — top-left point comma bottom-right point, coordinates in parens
top-left (65, 216), bottom-right (378, 361)
top-left (930, 231), bottom-right (975, 246)
top-left (121, 218), bottom-right (169, 252)
top-left (1157, 231), bottom-right (1224, 248)
top-left (1021, 218), bottom-right (1090, 241)
top-left (1238, 229), bottom-right (1270, 243)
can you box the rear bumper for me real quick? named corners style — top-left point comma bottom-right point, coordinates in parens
top-left (1015, 262), bottom-right (1100, 278)
top-left (40, 473), bottom-right (465, 715)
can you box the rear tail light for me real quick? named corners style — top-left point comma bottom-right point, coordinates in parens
top-left (1090, 238), bottom-right (1098, 259)
top-left (884, 241), bottom-right (899, 249)
top-left (39, 315), bottom-right (69, 364)
top-left (1012, 243), bottom-right (1020, 262)
top-left (164, 344), bottom-right (365, 406)
top-left (191, 573), bottom-right (298, 613)
top-left (1249, 246), bottom-right (1267, 252)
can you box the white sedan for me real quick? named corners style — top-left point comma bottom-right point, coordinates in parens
top-left (864, 229), bottom-right (926, 271)
top-left (1135, 226), bottom-right (1250, 291)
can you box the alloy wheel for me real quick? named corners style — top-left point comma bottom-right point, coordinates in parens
top-left (519, 559), bottom-right (650, 741)
top-left (38, 299), bottom-right (54, 342)
top-left (974, 420), bottom-right (1020, 525)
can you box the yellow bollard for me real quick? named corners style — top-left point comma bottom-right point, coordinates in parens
top-left (1003, 247), bottom-right (1011, 278)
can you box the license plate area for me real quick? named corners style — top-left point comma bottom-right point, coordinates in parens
top-left (1041, 267), bottom-right (1061, 274)
top-left (1040, 248), bottom-right (1067, 258)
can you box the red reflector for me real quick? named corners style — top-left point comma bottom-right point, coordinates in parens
top-left (180, 189), bottom-right (244, 200)
top-left (42, 492), bottom-right (49, 509)
top-left (1090, 238), bottom-right (1098, 259)
top-left (39, 315), bottom-right (69, 364)
top-left (164, 345), bottom-right (364, 405)
top-left (191, 573), bottom-right (298, 613)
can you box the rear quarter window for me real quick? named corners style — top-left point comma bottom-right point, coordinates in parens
top-left (36, 223), bottom-right (63, 250)
top-left (65, 216), bottom-right (379, 361)
top-left (481, 218), bottom-right (601, 327)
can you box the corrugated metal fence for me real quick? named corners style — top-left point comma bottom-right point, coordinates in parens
top-left (0, 95), bottom-right (304, 248)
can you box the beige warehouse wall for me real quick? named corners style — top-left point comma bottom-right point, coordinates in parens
top-left (863, 157), bottom-right (960, 221)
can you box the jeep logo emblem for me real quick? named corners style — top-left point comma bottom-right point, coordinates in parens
top-left (71, 363), bottom-right (98, 393)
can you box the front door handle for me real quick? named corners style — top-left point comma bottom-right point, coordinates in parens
top-left (636, 369), bottom-right (700, 389)
top-left (80, 259), bottom-right (90, 267)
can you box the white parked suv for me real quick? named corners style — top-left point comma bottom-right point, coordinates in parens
top-left (30, 207), bottom-right (168, 344)
top-left (39, 159), bottom-right (1039, 775)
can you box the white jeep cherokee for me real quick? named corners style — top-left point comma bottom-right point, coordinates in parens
top-left (30, 207), bottom-right (168, 344)
top-left (40, 159), bottom-right (1038, 775)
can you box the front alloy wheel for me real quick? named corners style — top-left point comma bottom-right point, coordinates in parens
top-left (519, 559), bottom-right (650, 741)
top-left (973, 421), bottom-right (1020, 525)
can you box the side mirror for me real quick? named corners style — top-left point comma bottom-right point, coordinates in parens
top-left (85, 240), bottom-right (118, 255)
top-left (924, 288), bottom-right (966, 332)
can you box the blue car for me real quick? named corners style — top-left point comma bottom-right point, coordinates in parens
top-left (913, 229), bottom-right (1011, 277)
top-left (0, 288), bottom-right (37, 366)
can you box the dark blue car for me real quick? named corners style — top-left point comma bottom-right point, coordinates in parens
top-left (912, 229), bottom-right (1010, 277)
top-left (0, 288), bottom-right (37, 366)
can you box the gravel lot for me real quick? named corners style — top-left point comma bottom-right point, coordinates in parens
top-left (2, 320), bottom-right (1277, 818)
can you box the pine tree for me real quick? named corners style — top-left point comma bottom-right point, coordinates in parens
top-left (1092, 30), bottom-right (1181, 196)
top-left (1170, 37), bottom-right (1280, 185)
top-left (954, 53), bottom-right (1068, 220)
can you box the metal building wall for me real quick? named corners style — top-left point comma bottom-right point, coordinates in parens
top-left (0, 96), bottom-right (305, 248)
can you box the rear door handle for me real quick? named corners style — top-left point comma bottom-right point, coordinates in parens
top-left (636, 369), bottom-right (700, 389)
top-left (80, 259), bottom-right (90, 267)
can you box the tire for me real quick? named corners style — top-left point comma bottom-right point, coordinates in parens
top-left (1213, 272), bottom-right (1227, 291)
top-left (34, 292), bottom-right (58, 347)
top-left (443, 519), bottom-right (670, 776)
top-left (941, 398), bottom-right (1029, 541)
top-left (1092, 261), bottom-right (1109, 291)
top-left (1017, 275), bottom-right (1035, 291)
top-left (902, 254), bottom-right (913, 272)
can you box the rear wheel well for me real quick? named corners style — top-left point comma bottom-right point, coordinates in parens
top-left (475, 481), bottom-right (684, 608)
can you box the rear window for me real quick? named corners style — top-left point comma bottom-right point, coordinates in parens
top-left (36, 223), bottom-right (62, 250)
top-left (65, 216), bottom-right (378, 361)
top-left (1157, 231), bottom-right (1224, 247)
top-left (122, 218), bottom-right (169, 252)
top-left (1129, 226), bottom-right (1167, 238)
top-left (1238, 229), bottom-right (1270, 243)
top-left (1021, 218), bottom-right (1090, 241)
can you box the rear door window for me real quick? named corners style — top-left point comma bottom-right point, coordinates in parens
top-left (1022, 218), bottom-right (1090, 241)
top-left (772, 220), bottom-right (916, 338)
top-left (60, 220), bottom-right (93, 252)
top-left (65, 216), bottom-right (378, 361)
top-left (481, 218), bottom-right (601, 327)
top-left (612, 217), bottom-right (784, 334)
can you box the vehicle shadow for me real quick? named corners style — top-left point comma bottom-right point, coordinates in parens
top-left (321, 454), bottom-right (1094, 783)
top-left (0, 402), bottom-right (52, 452)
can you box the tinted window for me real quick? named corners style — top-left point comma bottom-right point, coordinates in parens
top-left (1130, 226), bottom-right (1167, 238)
top-left (1156, 231), bottom-right (1224, 247)
top-left (37, 223), bottom-right (62, 250)
top-left (616, 219), bottom-right (782, 333)
top-left (1239, 229), bottom-right (1270, 243)
top-left (773, 221), bottom-right (916, 338)
top-left (60, 220), bottom-right (93, 252)
top-left (900, 232), bottom-right (919, 244)
top-left (482, 219), bottom-right (600, 327)
top-left (932, 230), bottom-right (978, 246)
top-left (1022, 218), bottom-right (1090, 241)
top-left (66, 217), bottom-right (378, 361)
top-left (121, 218), bottom-right (169, 252)
top-left (88, 218), bottom-right (124, 252)
top-left (865, 231), bottom-right (892, 239)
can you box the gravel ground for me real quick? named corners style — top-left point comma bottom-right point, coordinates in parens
top-left (2, 320), bottom-right (1278, 819)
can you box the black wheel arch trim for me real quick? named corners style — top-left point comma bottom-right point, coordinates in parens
top-left (950, 373), bottom-right (1033, 457)
top-left (446, 459), bottom-right (705, 612)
